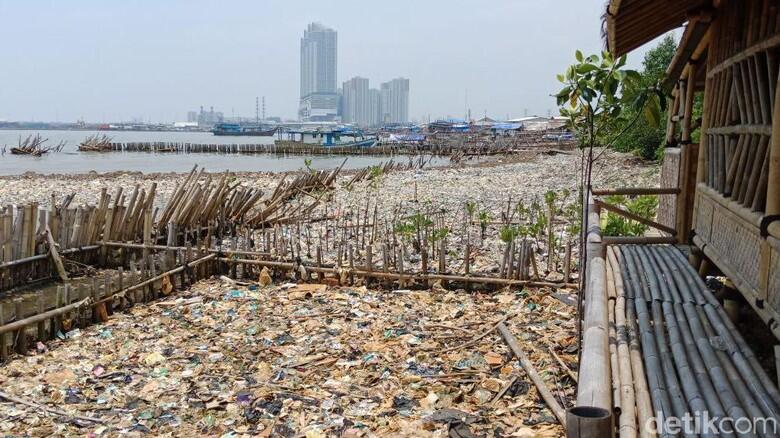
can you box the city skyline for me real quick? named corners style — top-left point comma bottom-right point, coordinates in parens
top-left (0, 1), bottom-right (663, 123)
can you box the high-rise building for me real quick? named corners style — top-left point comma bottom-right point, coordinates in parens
top-left (342, 77), bottom-right (373, 126)
top-left (379, 78), bottom-right (410, 124)
top-left (368, 88), bottom-right (381, 127)
top-left (299, 23), bottom-right (339, 121)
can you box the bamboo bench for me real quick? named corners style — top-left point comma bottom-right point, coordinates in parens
top-left (607, 244), bottom-right (780, 436)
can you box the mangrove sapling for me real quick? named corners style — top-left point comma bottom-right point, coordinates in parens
top-left (465, 201), bottom-right (477, 224)
top-left (499, 225), bottom-right (520, 277)
top-left (429, 226), bottom-right (449, 262)
top-left (478, 210), bottom-right (491, 243)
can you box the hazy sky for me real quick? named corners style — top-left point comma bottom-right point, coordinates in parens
top-left (0, 1), bottom-right (669, 123)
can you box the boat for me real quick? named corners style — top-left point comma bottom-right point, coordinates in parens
top-left (212, 123), bottom-right (278, 136)
top-left (275, 128), bottom-right (377, 148)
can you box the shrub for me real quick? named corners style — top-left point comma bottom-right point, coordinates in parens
top-left (603, 195), bottom-right (659, 236)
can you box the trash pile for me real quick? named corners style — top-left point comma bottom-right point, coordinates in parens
top-left (0, 277), bottom-right (577, 437)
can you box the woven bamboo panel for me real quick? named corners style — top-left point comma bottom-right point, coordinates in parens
top-left (708, 206), bottom-right (762, 291)
top-left (657, 148), bottom-right (680, 233)
top-left (694, 191), bottom-right (715, 242)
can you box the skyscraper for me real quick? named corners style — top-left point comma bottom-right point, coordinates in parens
top-left (380, 78), bottom-right (410, 124)
top-left (299, 23), bottom-right (339, 121)
top-left (368, 88), bottom-right (381, 127)
top-left (342, 77), bottom-right (373, 126)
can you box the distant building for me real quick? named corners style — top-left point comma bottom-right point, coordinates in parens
top-left (342, 77), bottom-right (374, 127)
top-left (187, 111), bottom-right (198, 123)
top-left (299, 23), bottom-right (339, 122)
top-left (194, 106), bottom-right (223, 127)
top-left (380, 78), bottom-right (410, 124)
top-left (506, 116), bottom-right (567, 131)
top-left (368, 88), bottom-right (381, 127)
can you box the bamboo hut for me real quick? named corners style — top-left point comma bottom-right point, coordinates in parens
top-left (571, 0), bottom-right (780, 436)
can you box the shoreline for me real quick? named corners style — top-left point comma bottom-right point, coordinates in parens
top-left (0, 148), bottom-right (606, 181)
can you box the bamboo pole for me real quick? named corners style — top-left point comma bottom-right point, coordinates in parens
top-left (591, 187), bottom-right (680, 196)
top-left (45, 228), bottom-right (68, 282)
top-left (497, 322), bottom-right (567, 427)
top-left (215, 257), bottom-right (577, 289)
top-left (0, 297), bottom-right (90, 336)
top-left (594, 199), bottom-right (677, 236)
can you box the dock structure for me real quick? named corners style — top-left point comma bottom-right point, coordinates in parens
top-left (571, 0), bottom-right (780, 437)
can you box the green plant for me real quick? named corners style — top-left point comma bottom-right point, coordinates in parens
top-left (499, 225), bottom-right (519, 243)
top-left (465, 201), bottom-right (477, 222)
top-left (430, 227), bottom-right (450, 243)
top-left (368, 165), bottom-right (384, 190)
top-left (304, 158), bottom-right (315, 174)
top-left (478, 210), bottom-right (491, 239)
top-left (603, 195), bottom-right (659, 236)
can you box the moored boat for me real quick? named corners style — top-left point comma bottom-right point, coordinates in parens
top-left (212, 123), bottom-right (278, 136)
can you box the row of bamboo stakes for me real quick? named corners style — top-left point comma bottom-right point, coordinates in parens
top-left (0, 247), bottom-right (216, 361)
top-left (84, 128), bottom-right (575, 158)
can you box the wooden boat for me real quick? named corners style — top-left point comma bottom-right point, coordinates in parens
top-left (212, 123), bottom-right (278, 136)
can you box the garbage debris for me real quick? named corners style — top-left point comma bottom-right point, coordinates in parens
top-left (0, 279), bottom-right (576, 436)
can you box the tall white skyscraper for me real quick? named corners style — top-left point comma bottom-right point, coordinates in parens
top-left (380, 78), bottom-right (410, 124)
top-left (299, 23), bottom-right (338, 121)
top-left (343, 77), bottom-right (378, 127)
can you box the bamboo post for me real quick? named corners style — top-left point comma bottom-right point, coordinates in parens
top-left (53, 286), bottom-right (63, 334)
top-left (36, 293), bottom-right (45, 341)
top-left (766, 68), bottom-right (780, 225)
top-left (438, 237), bottom-right (446, 274)
top-left (78, 285), bottom-right (88, 328)
top-left (382, 243), bottom-right (390, 289)
top-left (564, 241), bottom-right (572, 282)
top-left (464, 240), bottom-right (471, 291)
top-left (0, 303), bottom-right (6, 362)
top-left (421, 244), bottom-right (429, 287)
top-left (398, 246), bottom-right (405, 288)
top-left (348, 244), bottom-right (354, 285)
top-left (166, 222), bottom-right (176, 267)
top-left (14, 299), bottom-right (26, 354)
top-left (46, 228), bottom-right (68, 282)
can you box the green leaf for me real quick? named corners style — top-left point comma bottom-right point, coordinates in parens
top-left (556, 73), bottom-right (565, 82)
top-left (576, 63), bottom-right (599, 74)
top-left (643, 94), bottom-right (661, 126)
top-left (575, 50), bottom-right (584, 62)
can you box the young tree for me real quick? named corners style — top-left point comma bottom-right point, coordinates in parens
top-left (556, 49), bottom-right (665, 260)
top-left (612, 35), bottom-right (678, 160)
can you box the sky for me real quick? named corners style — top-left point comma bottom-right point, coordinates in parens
top-left (0, 0), bottom-right (671, 123)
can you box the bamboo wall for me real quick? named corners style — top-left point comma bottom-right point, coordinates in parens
top-left (656, 148), bottom-right (680, 233)
top-left (691, 0), bottom-right (780, 325)
top-left (0, 202), bottom-right (103, 291)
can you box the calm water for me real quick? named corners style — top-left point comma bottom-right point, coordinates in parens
top-left (0, 129), bottom-right (438, 175)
